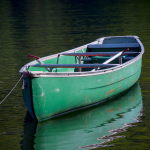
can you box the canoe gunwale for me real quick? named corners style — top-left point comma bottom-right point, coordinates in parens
top-left (19, 36), bottom-right (144, 78)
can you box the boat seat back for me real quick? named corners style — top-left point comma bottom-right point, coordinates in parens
top-left (87, 43), bottom-right (140, 52)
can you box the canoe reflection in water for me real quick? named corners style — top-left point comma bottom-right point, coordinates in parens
top-left (22, 82), bottom-right (142, 150)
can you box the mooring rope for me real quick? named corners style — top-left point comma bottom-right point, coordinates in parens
top-left (0, 74), bottom-right (24, 105)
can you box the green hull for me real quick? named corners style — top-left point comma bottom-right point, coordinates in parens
top-left (22, 82), bottom-right (142, 150)
top-left (20, 36), bottom-right (144, 121)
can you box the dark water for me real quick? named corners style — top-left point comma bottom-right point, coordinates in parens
top-left (0, 0), bottom-right (150, 149)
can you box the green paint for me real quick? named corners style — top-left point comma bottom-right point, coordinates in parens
top-left (31, 63), bottom-right (141, 121)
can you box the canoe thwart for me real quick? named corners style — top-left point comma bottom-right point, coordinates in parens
top-left (61, 52), bottom-right (140, 56)
top-left (29, 64), bottom-right (119, 68)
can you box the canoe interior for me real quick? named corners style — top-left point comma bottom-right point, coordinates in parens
top-left (27, 37), bottom-right (141, 73)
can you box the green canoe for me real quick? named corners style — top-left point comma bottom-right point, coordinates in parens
top-left (19, 36), bottom-right (144, 121)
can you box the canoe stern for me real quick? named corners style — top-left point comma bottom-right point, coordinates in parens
top-left (22, 77), bottom-right (36, 120)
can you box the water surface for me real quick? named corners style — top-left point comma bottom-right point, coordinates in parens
top-left (0, 0), bottom-right (150, 149)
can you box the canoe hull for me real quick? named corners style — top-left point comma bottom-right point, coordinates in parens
top-left (22, 56), bottom-right (142, 121)
top-left (22, 82), bottom-right (142, 150)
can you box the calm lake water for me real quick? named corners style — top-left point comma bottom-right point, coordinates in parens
top-left (0, 0), bottom-right (150, 149)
